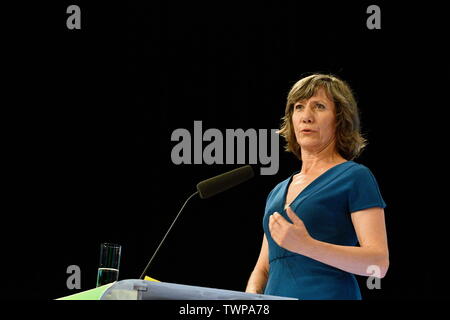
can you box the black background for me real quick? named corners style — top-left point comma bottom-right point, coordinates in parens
top-left (3, 1), bottom-right (449, 302)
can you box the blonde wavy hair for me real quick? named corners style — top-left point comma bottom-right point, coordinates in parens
top-left (278, 74), bottom-right (367, 160)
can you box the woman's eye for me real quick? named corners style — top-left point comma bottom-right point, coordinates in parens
top-left (295, 105), bottom-right (303, 110)
top-left (316, 103), bottom-right (326, 109)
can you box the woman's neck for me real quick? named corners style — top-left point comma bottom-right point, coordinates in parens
top-left (300, 152), bottom-right (346, 175)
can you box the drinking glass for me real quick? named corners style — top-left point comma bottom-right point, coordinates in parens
top-left (96, 243), bottom-right (121, 287)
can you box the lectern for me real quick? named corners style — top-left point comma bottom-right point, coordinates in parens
top-left (57, 279), bottom-right (296, 300)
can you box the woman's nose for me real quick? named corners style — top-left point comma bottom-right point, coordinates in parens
top-left (301, 108), bottom-right (314, 123)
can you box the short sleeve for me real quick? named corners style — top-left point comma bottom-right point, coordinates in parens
top-left (348, 166), bottom-right (386, 213)
top-left (264, 188), bottom-right (275, 212)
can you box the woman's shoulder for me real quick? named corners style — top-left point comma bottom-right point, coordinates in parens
top-left (343, 161), bottom-right (380, 184)
top-left (271, 175), bottom-right (291, 191)
top-left (342, 160), bottom-right (371, 173)
top-left (266, 172), bottom-right (296, 199)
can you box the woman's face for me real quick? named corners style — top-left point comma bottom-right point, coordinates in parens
top-left (292, 87), bottom-right (337, 154)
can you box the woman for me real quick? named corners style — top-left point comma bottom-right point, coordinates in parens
top-left (245, 74), bottom-right (389, 300)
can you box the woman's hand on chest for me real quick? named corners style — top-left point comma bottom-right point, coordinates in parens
top-left (268, 206), bottom-right (314, 254)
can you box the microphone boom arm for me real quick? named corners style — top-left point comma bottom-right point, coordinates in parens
top-left (139, 190), bottom-right (199, 279)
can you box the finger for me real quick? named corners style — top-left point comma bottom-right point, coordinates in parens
top-left (269, 213), bottom-right (284, 233)
top-left (271, 212), bottom-right (288, 227)
top-left (268, 217), bottom-right (281, 243)
top-left (269, 214), bottom-right (279, 231)
top-left (286, 206), bottom-right (302, 225)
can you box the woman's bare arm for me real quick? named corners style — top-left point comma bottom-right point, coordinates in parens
top-left (270, 206), bottom-right (389, 277)
top-left (245, 234), bottom-right (269, 294)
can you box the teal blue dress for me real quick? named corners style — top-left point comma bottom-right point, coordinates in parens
top-left (263, 161), bottom-right (386, 300)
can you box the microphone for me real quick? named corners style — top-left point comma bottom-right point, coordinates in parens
top-left (196, 165), bottom-right (255, 199)
top-left (139, 165), bottom-right (255, 279)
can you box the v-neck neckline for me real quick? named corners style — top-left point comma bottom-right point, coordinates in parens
top-left (282, 161), bottom-right (351, 211)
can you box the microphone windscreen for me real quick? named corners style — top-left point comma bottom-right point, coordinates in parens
top-left (196, 165), bottom-right (255, 199)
